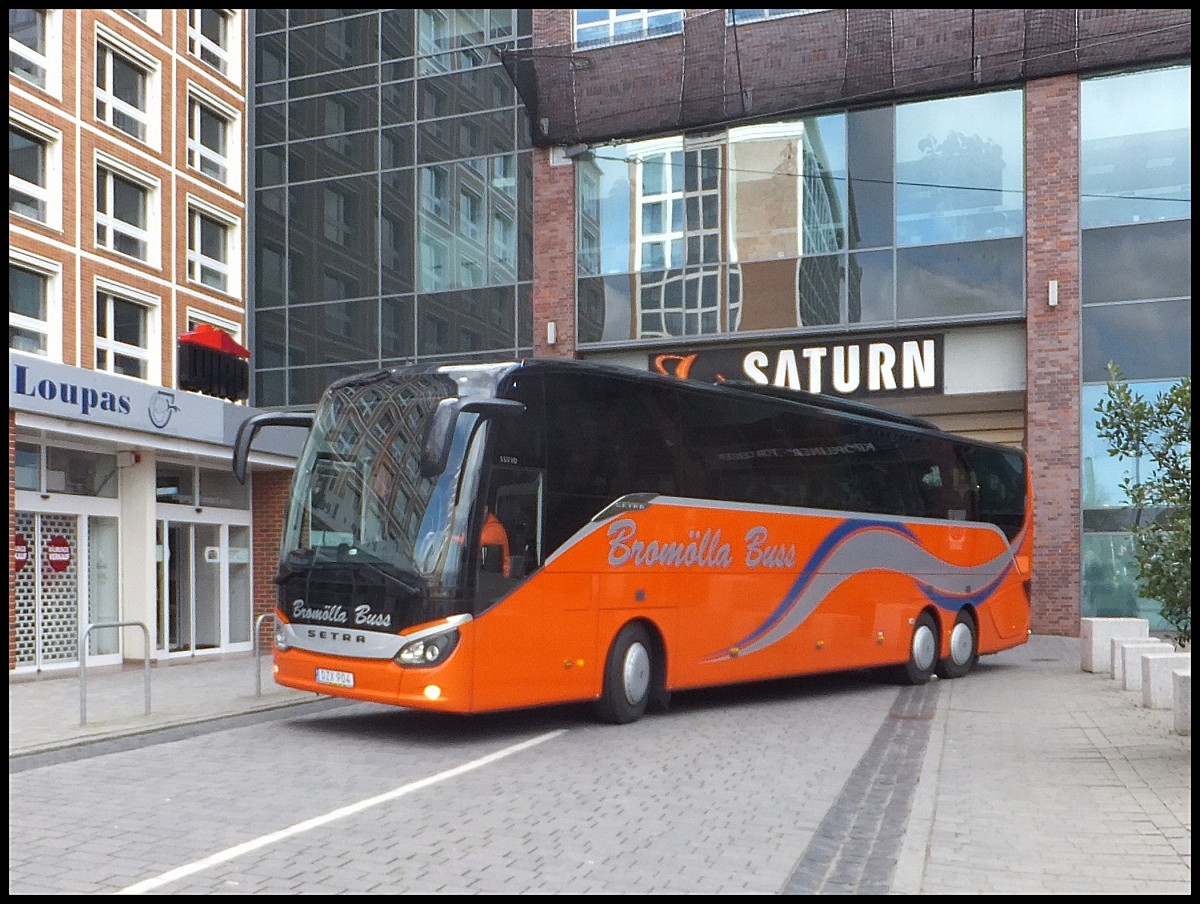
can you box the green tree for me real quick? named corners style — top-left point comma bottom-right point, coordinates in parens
top-left (1093, 363), bottom-right (1191, 645)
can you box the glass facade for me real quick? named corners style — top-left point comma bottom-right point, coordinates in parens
top-left (251, 9), bottom-right (534, 408)
top-left (575, 89), bottom-right (1025, 345)
top-left (1078, 65), bottom-right (1191, 629)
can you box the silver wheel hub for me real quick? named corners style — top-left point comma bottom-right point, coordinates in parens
top-left (622, 642), bottom-right (651, 706)
top-left (949, 620), bottom-right (974, 665)
top-left (912, 624), bottom-right (937, 672)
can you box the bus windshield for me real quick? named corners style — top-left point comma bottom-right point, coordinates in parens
top-left (280, 367), bottom-right (496, 628)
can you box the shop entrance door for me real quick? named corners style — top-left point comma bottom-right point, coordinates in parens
top-left (158, 521), bottom-right (222, 654)
top-left (13, 510), bottom-right (120, 672)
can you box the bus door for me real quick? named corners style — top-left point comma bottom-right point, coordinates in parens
top-left (472, 464), bottom-right (596, 708)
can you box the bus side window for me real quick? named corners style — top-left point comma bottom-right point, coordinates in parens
top-left (965, 445), bottom-right (1026, 539)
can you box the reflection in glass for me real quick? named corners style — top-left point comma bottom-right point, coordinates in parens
top-left (1081, 66), bottom-right (1191, 229)
top-left (228, 525), bottom-right (252, 644)
top-left (1081, 299), bottom-right (1191, 383)
top-left (847, 107), bottom-right (893, 249)
top-left (289, 300), bottom-right (380, 366)
top-left (1081, 380), bottom-right (1176, 510)
top-left (800, 114), bottom-right (847, 254)
top-left (896, 238), bottom-right (1023, 320)
top-left (895, 91), bottom-right (1023, 247)
top-left (729, 122), bottom-right (802, 262)
top-left (1081, 220), bottom-right (1191, 305)
top-left (798, 254), bottom-right (840, 326)
top-left (847, 249), bottom-right (894, 324)
top-left (1082, 533), bottom-right (1171, 630)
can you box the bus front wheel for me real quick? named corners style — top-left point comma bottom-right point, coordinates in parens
top-left (900, 611), bottom-right (938, 685)
top-left (595, 623), bottom-right (653, 724)
top-left (935, 609), bottom-right (978, 679)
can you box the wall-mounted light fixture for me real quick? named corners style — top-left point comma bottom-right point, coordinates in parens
top-left (1048, 279), bottom-right (1059, 307)
top-left (547, 321), bottom-right (558, 345)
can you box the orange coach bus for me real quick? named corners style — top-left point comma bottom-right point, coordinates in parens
top-left (234, 359), bottom-right (1032, 724)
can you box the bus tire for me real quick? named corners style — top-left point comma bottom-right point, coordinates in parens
top-left (936, 609), bottom-right (978, 679)
top-left (900, 611), bottom-right (938, 685)
top-left (595, 623), bottom-right (653, 724)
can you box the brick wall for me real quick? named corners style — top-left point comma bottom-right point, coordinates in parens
top-left (251, 470), bottom-right (292, 648)
top-left (1024, 76), bottom-right (1082, 636)
top-left (531, 146), bottom-right (578, 359)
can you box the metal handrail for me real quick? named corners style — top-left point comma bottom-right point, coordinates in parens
top-left (254, 612), bottom-right (276, 695)
top-left (79, 621), bottom-right (151, 726)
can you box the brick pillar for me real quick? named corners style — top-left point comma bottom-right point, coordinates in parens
top-left (251, 470), bottom-right (292, 646)
top-left (532, 145), bottom-right (577, 359)
top-left (1024, 76), bottom-right (1082, 636)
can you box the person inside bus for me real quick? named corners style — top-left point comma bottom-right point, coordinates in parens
top-left (480, 505), bottom-right (512, 578)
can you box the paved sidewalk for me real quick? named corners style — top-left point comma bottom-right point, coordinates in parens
top-left (893, 634), bottom-right (1190, 894)
top-left (8, 651), bottom-right (329, 758)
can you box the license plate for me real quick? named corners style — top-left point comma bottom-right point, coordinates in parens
top-left (315, 668), bottom-right (355, 688)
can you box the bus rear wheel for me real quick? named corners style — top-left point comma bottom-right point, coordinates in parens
top-left (936, 609), bottom-right (978, 679)
top-left (595, 623), bottom-right (653, 724)
top-left (899, 611), bottom-right (938, 685)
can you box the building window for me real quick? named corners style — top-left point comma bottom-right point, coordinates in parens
top-left (187, 207), bottom-right (230, 292)
top-left (421, 165), bottom-right (449, 221)
top-left (9, 8), bottom-right (51, 91)
top-left (576, 88), bottom-right (1026, 344)
top-left (574, 9), bottom-right (684, 49)
top-left (188, 9), bottom-right (233, 76)
top-left (727, 10), bottom-right (826, 25)
top-left (492, 211), bottom-right (515, 270)
top-left (125, 10), bottom-right (161, 29)
top-left (95, 42), bottom-right (150, 143)
top-left (187, 94), bottom-right (231, 184)
top-left (96, 165), bottom-right (151, 261)
top-left (420, 235), bottom-right (449, 292)
top-left (9, 122), bottom-right (50, 223)
top-left (460, 186), bottom-right (482, 243)
top-left (9, 259), bottom-right (55, 357)
top-left (322, 186), bottom-right (350, 245)
top-left (95, 289), bottom-right (152, 379)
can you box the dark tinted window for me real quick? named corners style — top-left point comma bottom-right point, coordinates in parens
top-left (680, 391), bottom-right (917, 516)
top-left (965, 445), bottom-right (1027, 540)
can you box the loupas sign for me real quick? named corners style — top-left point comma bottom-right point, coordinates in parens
top-left (650, 333), bottom-right (943, 397)
top-left (9, 352), bottom-right (229, 443)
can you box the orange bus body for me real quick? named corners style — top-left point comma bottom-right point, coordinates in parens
top-left (273, 495), bottom-right (1031, 714)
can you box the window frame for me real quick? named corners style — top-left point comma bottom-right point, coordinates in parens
top-left (9, 249), bottom-right (62, 361)
top-left (573, 9), bottom-right (685, 49)
top-left (9, 112), bottom-right (61, 229)
top-left (186, 199), bottom-right (237, 295)
top-left (186, 85), bottom-right (238, 186)
top-left (94, 29), bottom-right (159, 148)
top-left (187, 9), bottom-right (241, 83)
top-left (9, 8), bottom-right (61, 96)
top-left (93, 279), bottom-right (159, 382)
top-left (95, 156), bottom-right (158, 264)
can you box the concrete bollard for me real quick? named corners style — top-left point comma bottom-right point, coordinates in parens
top-left (1121, 641), bottom-right (1175, 691)
top-left (1173, 668), bottom-right (1191, 736)
top-left (1142, 652), bottom-right (1191, 709)
top-left (1081, 617), bottom-right (1149, 673)
top-left (1111, 637), bottom-right (1168, 682)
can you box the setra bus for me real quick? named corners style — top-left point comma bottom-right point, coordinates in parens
top-left (233, 359), bottom-right (1032, 724)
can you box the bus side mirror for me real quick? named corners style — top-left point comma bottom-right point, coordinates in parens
top-left (232, 411), bottom-right (314, 484)
top-left (480, 544), bottom-right (505, 573)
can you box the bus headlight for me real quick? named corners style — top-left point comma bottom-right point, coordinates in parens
top-left (274, 620), bottom-right (290, 652)
top-left (396, 629), bottom-right (460, 667)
